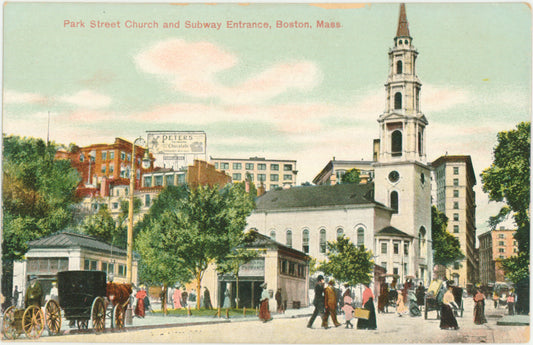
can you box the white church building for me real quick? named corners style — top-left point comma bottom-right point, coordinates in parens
top-left (246, 4), bottom-right (433, 285)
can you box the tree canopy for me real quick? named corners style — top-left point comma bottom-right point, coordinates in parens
top-left (341, 168), bottom-right (361, 184)
top-left (319, 236), bottom-right (374, 286)
top-left (431, 206), bottom-right (464, 267)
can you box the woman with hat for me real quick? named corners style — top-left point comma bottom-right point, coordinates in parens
top-left (440, 281), bottom-right (459, 330)
top-left (258, 282), bottom-right (272, 323)
top-left (357, 283), bottom-right (377, 330)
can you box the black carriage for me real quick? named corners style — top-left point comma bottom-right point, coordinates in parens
top-left (452, 286), bottom-right (464, 317)
top-left (387, 289), bottom-right (399, 311)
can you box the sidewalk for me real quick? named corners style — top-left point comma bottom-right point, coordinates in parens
top-left (484, 300), bottom-right (529, 326)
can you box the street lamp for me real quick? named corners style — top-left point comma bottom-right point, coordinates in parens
top-left (126, 137), bottom-right (151, 285)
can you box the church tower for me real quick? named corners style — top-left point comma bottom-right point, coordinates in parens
top-left (373, 4), bottom-right (433, 283)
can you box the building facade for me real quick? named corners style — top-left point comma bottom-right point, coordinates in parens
top-left (210, 156), bottom-right (297, 191)
top-left (313, 158), bottom-right (374, 185)
top-left (478, 228), bottom-right (518, 285)
top-left (431, 155), bottom-right (477, 287)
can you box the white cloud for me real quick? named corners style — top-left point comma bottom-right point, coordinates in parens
top-left (58, 90), bottom-right (112, 109)
top-left (4, 90), bottom-right (48, 104)
top-left (135, 39), bottom-right (321, 105)
top-left (421, 84), bottom-right (471, 113)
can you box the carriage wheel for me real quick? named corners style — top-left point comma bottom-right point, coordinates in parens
top-left (44, 300), bottom-right (62, 335)
top-left (113, 304), bottom-right (125, 330)
top-left (424, 299), bottom-right (428, 319)
top-left (2, 306), bottom-right (19, 340)
top-left (91, 297), bottom-right (106, 332)
top-left (22, 305), bottom-right (45, 339)
top-left (77, 319), bottom-right (89, 329)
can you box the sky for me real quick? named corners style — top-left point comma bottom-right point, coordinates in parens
top-left (2, 2), bottom-right (531, 234)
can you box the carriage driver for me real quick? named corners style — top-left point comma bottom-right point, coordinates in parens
top-left (25, 275), bottom-right (43, 308)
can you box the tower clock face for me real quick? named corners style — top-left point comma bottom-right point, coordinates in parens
top-left (388, 170), bottom-right (400, 183)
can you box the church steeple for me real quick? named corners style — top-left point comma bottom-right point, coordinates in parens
top-left (396, 3), bottom-right (410, 38)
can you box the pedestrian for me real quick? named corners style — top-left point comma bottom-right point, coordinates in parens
top-left (13, 286), bottom-right (20, 308)
top-left (181, 290), bottom-right (188, 308)
top-left (416, 282), bottom-right (425, 307)
top-left (258, 282), bottom-right (272, 322)
top-left (173, 287), bottom-right (182, 309)
top-left (307, 275), bottom-right (325, 329)
top-left (341, 295), bottom-right (354, 329)
top-left (377, 283), bottom-right (388, 313)
top-left (144, 292), bottom-right (153, 313)
top-left (204, 287), bottom-right (213, 310)
top-left (275, 288), bottom-right (283, 313)
top-left (222, 287), bottom-right (231, 308)
top-left (281, 287), bottom-right (288, 313)
top-left (493, 291), bottom-right (499, 308)
top-left (25, 275), bottom-right (43, 308)
top-left (357, 283), bottom-right (377, 330)
top-left (323, 279), bottom-right (341, 328)
top-left (473, 289), bottom-right (487, 324)
top-left (507, 292), bottom-right (515, 315)
top-left (135, 286), bottom-right (147, 318)
top-left (396, 290), bottom-right (407, 316)
top-left (408, 290), bottom-right (421, 317)
top-left (49, 282), bottom-right (58, 301)
top-left (440, 282), bottom-right (459, 330)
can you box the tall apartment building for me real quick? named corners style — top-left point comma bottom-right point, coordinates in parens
top-left (431, 155), bottom-right (477, 287)
top-left (478, 228), bottom-right (518, 285)
top-left (313, 158), bottom-right (374, 185)
top-left (210, 156), bottom-right (297, 191)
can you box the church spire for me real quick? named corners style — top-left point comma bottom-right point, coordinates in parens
top-left (396, 3), bottom-right (410, 38)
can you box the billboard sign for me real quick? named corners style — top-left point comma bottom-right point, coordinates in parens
top-left (147, 131), bottom-right (206, 155)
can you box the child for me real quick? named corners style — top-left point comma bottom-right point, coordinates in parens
top-left (341, 295), bottom-right (354, 329)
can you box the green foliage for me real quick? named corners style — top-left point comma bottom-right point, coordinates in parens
top-left (319, 236), bottom-right (374, 286)
top-left (431, 206), bottom-right (464, 267)
top-left (481, 122), bottom-right (530, 254)
top-left (341, 168), bottom-right (361, 184)
top-left (3, 135), bottom-right (80, 261)
top-left (500, 252), bottom-right (530, 284)
top-left (80, 205), bottom-right (119, 244)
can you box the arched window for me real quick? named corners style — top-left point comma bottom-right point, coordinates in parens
top-left (286, 230), bottom-right (292, 248)
top-left (390, 191), bottom-right (399, 213)
top-left (396, 60), bottom-right (403, 74)
top-left (337, 228), bottom-right (344, 239)
top-left (394, 92), bottom-right (402, 109)
top-left (419, 227), bottom-right (426, 257)
top-left (319, 229), bottom-right (327, 254)
top-left (357, 227), bottom-right (365, 248)
top-left (391, 130), bottom-right (402, 156)
top-left (270, 230), bottom-right (276, 241)
top-left (418, 130), bottom-right (423, 155)
top-left (302, 229), bottom-right (309, 254)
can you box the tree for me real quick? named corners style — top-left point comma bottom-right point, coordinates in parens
top-left (318, 236), bottom-right (374, 286)
top-left (136, 183), bottom-right (255, 310)
top-left (80, 205), bottom-right (118, 243)
top-left (341, 168), bottom-right (361, 184)
top-left (431, 206), bottom-right (464, 267)
top-left (481, 122), bottom-right (530, 283)
top-left (2, 135), bottom-right (80, 298)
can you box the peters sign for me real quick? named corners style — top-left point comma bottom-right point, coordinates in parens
top-left (147, 131), bottom-right (206, 155)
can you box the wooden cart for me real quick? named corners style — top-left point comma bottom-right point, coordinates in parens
top-left (2, 304), bottom-right (46, 340)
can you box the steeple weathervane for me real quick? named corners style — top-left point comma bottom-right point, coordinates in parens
top-left (396, 3), bottom-right (410, 38)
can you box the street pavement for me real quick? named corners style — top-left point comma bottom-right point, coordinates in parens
top-left (6, 297), bottom-right (531, 343)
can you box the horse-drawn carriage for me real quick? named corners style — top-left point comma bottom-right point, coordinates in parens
top-left (2, 270), bottom-right (131, 340)
top-left (424, 280), bottom-right (463, 319)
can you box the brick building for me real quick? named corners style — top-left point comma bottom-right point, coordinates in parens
top-left (478, 227), bottom-right (518, 285)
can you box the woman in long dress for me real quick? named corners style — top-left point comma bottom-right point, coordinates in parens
top-left (173, 288), bottom-right (182, 309)
top-left (473, 289), bottom-right (487, 324)
top-left (377, 283), bottom-right (389, 313)
top-left (135, 287), bottom-right (147, 318)
top-left (357, 284), bottom-right (377, 330)
top-left (258, 283), bottom-right (272, 322)
top-left (396, 292), bottom-right (407, 316)
top-left (440, 283), bottom-right (459, 330)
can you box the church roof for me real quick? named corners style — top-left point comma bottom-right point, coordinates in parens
top-left (254, 183), bottom-right (386, 211)
top-left (28, 231), bottom-right (133, 257)
top-left (376, 226), bottom-right (413, 238)
top-left (396, 3), bottom-right (410, 38)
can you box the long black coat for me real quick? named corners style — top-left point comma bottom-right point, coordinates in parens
top-left (313, 283), bottom-right (325, 312)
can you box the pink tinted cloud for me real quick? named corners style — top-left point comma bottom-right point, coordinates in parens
top-left (4, 90), bottom-right (48, 105)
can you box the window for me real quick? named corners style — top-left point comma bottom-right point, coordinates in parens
top-left (101, 164), bottom-right (106, 173)
top-left (257, 174), bottom-right (266, 182)
top-left (499, 248), bottom-right (505, 253)
top-left (453, 225), bottom-right (459, 233)
top-left (84, 259), bottom-right (97, 271)
top-left (453, 202), bottom-right (459, 209)
top-left (283, 174), bottom-right (293, 181)
top-left (102, 151), bottom-right (107, 160)
top-left (109, 151), bottom-right (114, 160)
top-left (270, 164), bottom-right (279, 171)
top-left (418, 130), bottom-right (423, 155)
top-left (270, 174), bottom-right (279, 181)
top-left (404, 242), bottom-right (409, 255)
top-left (453, 167), bottom-right (459, 175)
top-left (499, 234), bottom-right (505, 239)
top-left (121, 151), bottom-right (126, 160)
top-left (453, 213), bottom-right (459, 221)
top-left (514, 248), bottom-right (518, 253)
top-left (391, 130), bottom-right (402, 156)
top-left (396, 60), bottom-right (403, 74)
top-left (302, 229), bottom-right (310, 254)
top-left (357, 227), bottom-right (365, 248)
top-left (393, 267), bottom-right (399, 275)
top-left (270, 184), bottom-right (278, 190)
top-left (166, 175), bottom-right (174, 186)
top-left (390, 191), bottom-right (399, 213)
top-left (393, 242), bottom-right (399, 254)
top-left (127, 153), bottom-right (131, 161)
top-left (453, 178), bottom-right (459, 186)
top-left (233, 163), bottom-right (242, 170)
top-left (220, 162), bottom-right (229, 170)
top-left (453, 190), bottom-right (459, 197)
top-left (320, 229), bottom-right (327, 254)
top-left (499, 241), bottom-right (505, 246)
top-left (499, 255), bottom-right (505, 259)
top-left (155, 175), bottom-right (163, 186)
top-left (453, 262), bottom-right (460, 270)
top-left (214, 163), bottom-right (219, 169)
top-left (177, 174), bottom-right (186, 184)
top-left (118, 265), bottom-right (126, 277)
top-left (245, 163), bottom-right (254, 170)
top-left (284, 164), bottom-right (293, 171)
top-left (286, 230), bottom-right (292, 248)
top-left (232, 173), bottom-right (242, 181)
top-left (248, 174), bottom-right (254, 182)
top-left (145, 194), bottom-right (151, 207)
top-left (394, 92), bottom-right (402, 109)
top-left (112, 202), bottom-right (119, 209)
top-left (257, 163), bottom-right (266, 170)
top-left (381, 262), bottom-right (387, 269)
top-left (144, 176), bottom-right (152, 187)
top-left (337, 228), bottom-right (344, 239)
top-left (80, 154), bottom-right (85, 162)
top-left (102, 262), bottom-right (114, 275)
top-left (381, 242), bottom-right (387, 254)
top-left (270, 230), bottom-right (276, 241)
top-left (418, 227), bottom-right (427, 256)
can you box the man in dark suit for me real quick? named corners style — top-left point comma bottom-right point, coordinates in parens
top-left (307, 275), bottom-right (326, 329)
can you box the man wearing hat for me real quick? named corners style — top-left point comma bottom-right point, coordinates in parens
top-left (25, 275), bottom-right (43, 308)
top-left (307, 275), bottom-right (326, 329)
top-left (323, 279), bottom-right (341, 328)
top-left (258, 282), bottom-right (272, 322)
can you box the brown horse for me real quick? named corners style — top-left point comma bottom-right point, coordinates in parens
top-left (106, 282), bottom-right (132, 306)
